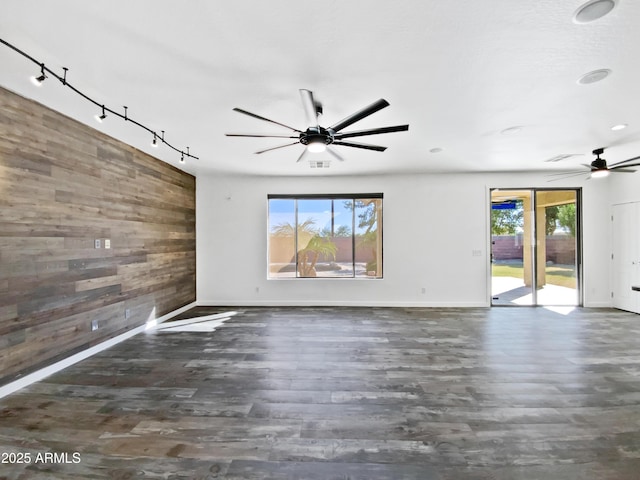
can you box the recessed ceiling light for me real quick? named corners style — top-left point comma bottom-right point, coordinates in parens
top-left (429, 147), bottom-right (443, 153)
top-left (611, 123), bottom-right (627, 131)
top-left (573, 0), bottom-right (617, 24)
top-left (501, 126), bottom-right (523, 135)
top-left (577, 68), bottom-right (611, 85)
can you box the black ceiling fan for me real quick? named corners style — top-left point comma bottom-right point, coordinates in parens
top-left (548, 147), bottom-right (640, 181)
top-left (226, 89), bottom-right (409, 163)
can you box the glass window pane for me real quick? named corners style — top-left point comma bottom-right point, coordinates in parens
top-left (354, 198), bottom-right (382, 278)
top-left (297, 199), bottom-right (340, 278)
top-left (536, 190), bottom-right (578, 306)
top-left (268, 195), bottom-right (383, 280)
top-left (268, 199), bottom-right (296, 278)
top-left (329, 199), bottom-right (354, 277)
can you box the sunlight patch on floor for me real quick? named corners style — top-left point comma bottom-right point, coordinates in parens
top-left (154, 311), bottom-right (238, 332)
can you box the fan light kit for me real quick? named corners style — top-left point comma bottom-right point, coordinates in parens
top-left (226, 89), bottom-right (409, 163)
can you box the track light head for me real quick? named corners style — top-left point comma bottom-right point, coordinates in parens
top-left (180, 152), bottom-right (185, 164)
top-left (95, 105), bottom-right (107, 123)
top-left (31, 64), bottom-right (47, 86)
top-left (152, 134), bottom-right (158, 147)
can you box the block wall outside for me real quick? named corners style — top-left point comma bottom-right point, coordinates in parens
top-left (492, 234), bottom-right (576, 264)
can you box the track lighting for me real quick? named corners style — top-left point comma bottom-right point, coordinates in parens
top-left (31, 63), bottom-right (47, 86)
top-left (0, 37), bottom-right (199, 163)
top-left (95, 105), bottom-right (107, 123)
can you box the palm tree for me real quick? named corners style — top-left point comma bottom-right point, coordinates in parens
top-left (297, 234), bottom-right (338, 277)
top-left (271, 218), bottom-right (337, 277)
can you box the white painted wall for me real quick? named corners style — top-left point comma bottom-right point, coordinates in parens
top-left (610, 170), bottom-right (640, 205)
top-left (196, 171), bottom-right (611, 307)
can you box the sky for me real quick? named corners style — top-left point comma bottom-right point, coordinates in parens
top-left (269, 198), bottom-right (354, 233)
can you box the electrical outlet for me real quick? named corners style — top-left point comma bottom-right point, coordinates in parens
top-left (91, 320), bottom-right (99, 331)
top-left (94, 239), bottom-right (101, 249)
top-left (125, 308), bottom-right (131, 319)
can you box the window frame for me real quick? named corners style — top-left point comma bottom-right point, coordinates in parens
top-left (267, 193), bottom-right (384, 280)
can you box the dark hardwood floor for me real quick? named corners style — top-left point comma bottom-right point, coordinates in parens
top-left (2, 306), bottom-right (640, 479)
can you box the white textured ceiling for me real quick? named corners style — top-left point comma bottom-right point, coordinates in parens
top-left (2, 0), bottom-right (640, 177)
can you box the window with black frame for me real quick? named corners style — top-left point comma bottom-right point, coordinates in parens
top-left (268, 194), bottom-right (383, 279)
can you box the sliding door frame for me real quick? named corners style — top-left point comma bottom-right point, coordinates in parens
top-left (489, 187), bottom-right (583, 307)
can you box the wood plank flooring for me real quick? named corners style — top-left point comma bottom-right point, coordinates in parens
top-left (1, 306), bottom-right (640, 479)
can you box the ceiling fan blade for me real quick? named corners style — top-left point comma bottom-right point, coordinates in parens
top-left (254, 141), bottom-right (300, 154)
top-left (546, 171), bottom-right (589, 182)
top-left (326, 146), bottom-right (345, 162)
top-left (610, 168), bottom-right (637, 173)
top-left (334, 124), bottom-right (409, 139)
top-left (546, 170), bottom-right (588, 177)
top-left (232, 108), bottom-right (302, 133)
top-left (329, 99), bottom-right (390, 133)
top-left (581, 163), bottom-right (597, 170)
top-left (333, 140), bottom-right (387, 152)
top-left (612, 161), bottom-right (640, 169)
top-left (610, 155), bottom-right (640, 168)
top-left (300, 89), bottom-right (319, 127)
top-left (226, 133), bottom-right (299, 138)
top-left (296, 148), bottom-right (310, 163)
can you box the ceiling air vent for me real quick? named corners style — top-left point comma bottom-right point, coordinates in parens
top-left (310, 160), bottom-right (331, 169)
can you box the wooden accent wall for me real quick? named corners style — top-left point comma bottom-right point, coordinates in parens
top-left (0, 87), bottom-right (196, 385)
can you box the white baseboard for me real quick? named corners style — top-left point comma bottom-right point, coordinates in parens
top-left (0, 301), bottom-right (196, 399)
top-left (583, 301), bottom-right (613, 308)
top-left (196, 299), bottom-right (490, 308)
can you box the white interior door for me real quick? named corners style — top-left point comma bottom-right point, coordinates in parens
top-left (612, 202), bottom-right (640, 313)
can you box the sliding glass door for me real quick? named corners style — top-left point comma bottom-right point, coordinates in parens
top-left (490, 189), bottom-right (580, 306)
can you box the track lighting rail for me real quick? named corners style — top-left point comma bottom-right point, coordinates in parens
top-left (1, 37), bottom-right (198, 163)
